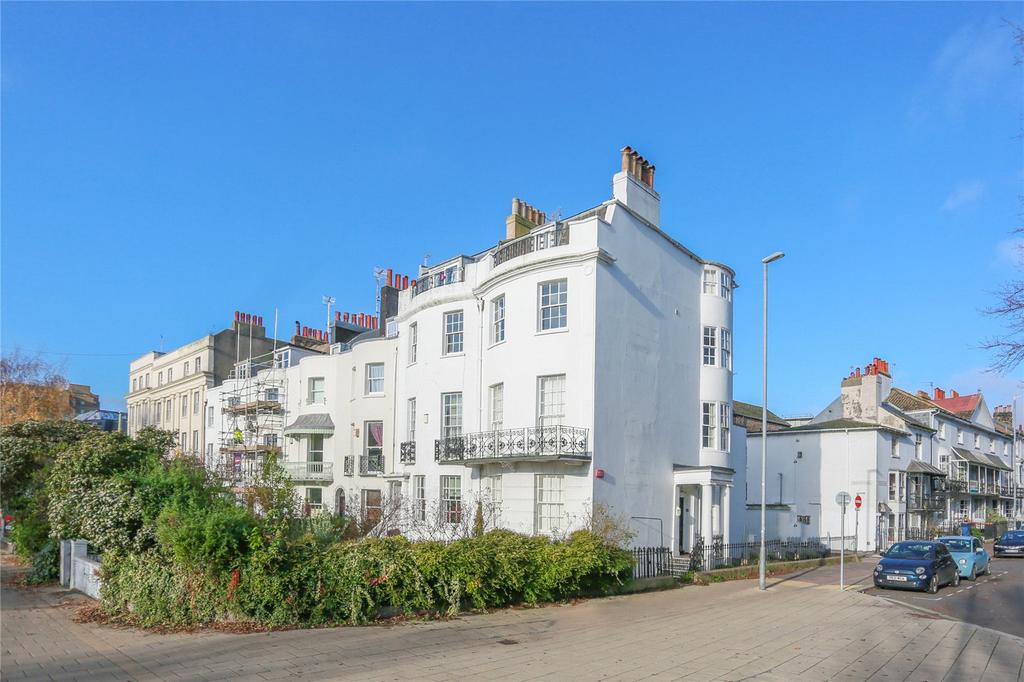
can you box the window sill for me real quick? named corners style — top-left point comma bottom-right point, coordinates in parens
top-left (441, 353), bottom-right (466, 359)
top-left (488, 339), bottom-right (506, 350)
top-left (535, 327), bottom-right (569, 337)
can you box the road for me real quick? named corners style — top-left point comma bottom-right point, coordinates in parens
top-left (864, 549), bottom-right (1024, 638)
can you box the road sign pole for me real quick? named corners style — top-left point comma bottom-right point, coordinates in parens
top-left (840, 506), bottom-right (845, 590)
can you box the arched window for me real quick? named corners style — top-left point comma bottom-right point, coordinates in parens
top-left (335, 488), bottom-right (346, 517)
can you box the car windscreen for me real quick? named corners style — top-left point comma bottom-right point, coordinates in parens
top-left (942, 539), bottom-right (971, 552)
top-left (885, 542), bottom-right (934, 559)
top-left (999, 532), bottom-right (1024, 542)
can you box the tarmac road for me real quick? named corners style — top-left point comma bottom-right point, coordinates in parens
top-left (864, 548), bottom-right (1024, 638)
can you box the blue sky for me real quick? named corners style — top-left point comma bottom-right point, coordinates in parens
top-left (2, 2), bottom-right (1022, 416)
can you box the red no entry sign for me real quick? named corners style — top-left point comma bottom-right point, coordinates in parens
top-left (854, 494), bottom-right (863, 510)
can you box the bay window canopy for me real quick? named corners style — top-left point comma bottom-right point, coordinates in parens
top-left (284, 413), bottom-right (334, 437)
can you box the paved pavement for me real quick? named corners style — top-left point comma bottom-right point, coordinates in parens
top-left (2, 557), bottom-right (1023, 682)
top-left (863, 548), bottom-right (1024, 639)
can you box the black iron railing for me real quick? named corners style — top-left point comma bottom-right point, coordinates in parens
top-left (400, 440), bottom-right (416, 464)
top-left (411, 264), bottom-right (464, 297)
top-left (632, 547), bottom-right (673, 579)
top-left (434, 425), bottom-right (589, 464)
top-left (343, 456), bottom-right (354, 476)
top-left (359, 453), bottom-right (384, 475)
top-left (907, 493), bottom-right (945, 511)
top-left (690, 535), bottom-right (856, 572)
top-left (492, 224), bottom-right (570, 267)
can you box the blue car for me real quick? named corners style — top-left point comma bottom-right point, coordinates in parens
top-left (937, 535), bottom-right (989, 580)
top-left (873, 540), bottom-right (960, 593)
top-left (994, 530), bottom-right (1024, 557)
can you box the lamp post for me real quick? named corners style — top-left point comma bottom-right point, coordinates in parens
top-left (760, 251), bottom-right (785, 591)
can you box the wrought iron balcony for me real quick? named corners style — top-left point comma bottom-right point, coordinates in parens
top-left (907, 494), bottom-right (944, 511)
top-left (359, 453), bottom-right (384, 475)
top-left (411, 264), bottom-right (464, 297)
top-left (400, 440), bottom-right (416, 464)
top-left (283, 461), bottom-right (333, 483)
top-left (947, 479), bottom-right (967, 493)
top-left (492, 224), bottom-right (570, 267)
top-left (434, 425), bottom-right (590, 465)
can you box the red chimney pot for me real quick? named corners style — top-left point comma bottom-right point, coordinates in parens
top-left (386, 268), bottom-right (393, 287)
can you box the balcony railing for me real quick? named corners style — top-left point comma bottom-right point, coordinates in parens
top-left (947, 479), bottom-right (967, 493)
top-left (400, 441), bottom-right (416, 464)
top-left (411, 264), bottom-right (464, 298)
top-left (343, 456), bottom-right (354, 476)
top-left (359, 453), bottom-right (384, 475)
top-left (907, 494), bottom-right (945, 511)
top-left (283, 461), bottom-right (333, 482)
top-left (435, 425), bottom-right (589, 465)
top-left (492, 223), bottom-right (570, 268)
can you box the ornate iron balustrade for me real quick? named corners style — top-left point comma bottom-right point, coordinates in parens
top-left (907, 494), bottom-right (944, 511)
top-left (411, 264), bottom-right (464, 297)
top-left (434, 425), bottom-right (589, 464)
top-left (343, 456), bottom-right (354, 476)
top-left (400, 440), bottom-right (416, 464)
top-left (359, 453), bottom-right (384, 475)
top-left (492, 224), bottom-right (570, 267)
top-left (947, 479), bottom-right (967, 493)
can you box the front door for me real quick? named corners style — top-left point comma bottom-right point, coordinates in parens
top-left (678, 490), bottom-right (693, 554)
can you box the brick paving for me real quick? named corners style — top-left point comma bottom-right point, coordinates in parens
top-left (2, 558), bottom-right (1022, 681)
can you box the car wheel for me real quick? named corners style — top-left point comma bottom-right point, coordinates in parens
top-left (952, 571), bottom-right (960, 587)
top-left (969, 565), bottom-right (976, 581)
top-left (927, 574), bottom-right (939, 594)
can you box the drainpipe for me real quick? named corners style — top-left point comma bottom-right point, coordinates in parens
top-left (477, 295), bottom-right (485, 494)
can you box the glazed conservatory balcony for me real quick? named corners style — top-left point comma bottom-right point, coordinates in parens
top-left (434, 425), bottom-right (590, 465)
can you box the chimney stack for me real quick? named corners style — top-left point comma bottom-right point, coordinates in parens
top-left (505, 197), bottom-right (547, 241)
top-left (934, 387), bottom-right (945, 401)
top-left (613, 146), bottom-right (660, 226)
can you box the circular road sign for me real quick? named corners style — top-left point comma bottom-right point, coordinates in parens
top-left (854, 494), bottom-right (863, 510)
top-left (835, 491), bottom-right (851, 507)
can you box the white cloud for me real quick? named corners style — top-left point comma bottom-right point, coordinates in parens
top-left (995, 237), bottom-right (1024, 267)
top-left (941, 180), bottom-right (985, 211)
top-left (910, 18), bottom-right (1013, 121)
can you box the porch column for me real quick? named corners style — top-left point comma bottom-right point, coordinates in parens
top-left (700, 483), bottom-right (713, 545)
top-left (722, 486), bottom-right (731, 545)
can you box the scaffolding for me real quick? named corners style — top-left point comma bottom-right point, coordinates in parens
top-left (212, 347), bottom-right (291, 487)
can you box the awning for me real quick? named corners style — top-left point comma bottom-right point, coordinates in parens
top-left (878, 502), bottom-right (892, 514)
top-left (907, 460), bottom-right (946, 476)
top-left (284, 413), bottom-right (334, 437)
top-left (978, 452), bottom-right (1011, 471)
top-left (952, 447), bottom-right (1010, 470)
top-left (951, 447), bottom-right (987, 466)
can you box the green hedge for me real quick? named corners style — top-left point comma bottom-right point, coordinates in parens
top-left (100, 529), bottom-right (633, 627)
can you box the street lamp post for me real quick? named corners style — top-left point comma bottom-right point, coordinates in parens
top-left (760, 251), bottom-right (785, 591)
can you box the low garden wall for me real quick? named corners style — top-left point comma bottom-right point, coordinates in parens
top-left (59, 540), bottom-right (102, 599)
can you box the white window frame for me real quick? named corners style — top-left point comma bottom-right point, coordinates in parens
top-left (364, 420), bottom-right (384, 473)
top-left (489, 383), bottom-right (504, 431)
top-left (956, 428), bottom-right (964, 445)
top-left (167, 368), bottom-right (173, 383)
top-left (193, 391), bottom-right (200, 415)
top-left (308, 377), bottom-right (325, 405)
top-left (413, 475), bottom-right (426, 522)
top-left (440, 475), bottom-right (462, 524)
top-left (915, 434), bottom-right (923, 459)
top-left (538, 280), bottom-right (568, 331)
top-left (492, 295), bottom-right (506, 344)
top-left (974, 433), bottom-right (980, 450)
top-left (308, 434), bottom-right (324, 462)
top-left (365, 363), bottom-right (385, 395)
top-left (537, 374), bottom-right (566, 428)
top-left (702, 326), bottom-right (717, 366)
top-left (406, 398), bottom-right (416, 442)
top-left (938, 423), bottom-right (946, 439)
top-left (408, 323), bottom-right (418, 364)
top-left (443, 311), bottom-right (464, 355)
top-left (534, 474), bottom-right (565, 533)
top-left (701, 402), bottom-right (717, 449)
top-left (719, 271), bottom-right (732, 301)
top-left (718, 403), bottom-right (730, 451)
top-left (702, 268), bottom-right (717, 295)
top-left (441, 392), bottom-right (463, 439)
top-left (720, 328), bottom-right (732, 370)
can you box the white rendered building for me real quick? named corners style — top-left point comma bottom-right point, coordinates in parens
top-left (389, 147), bottom-right (744, 552)
top-left (747, 357), bottom-right (1018, 552)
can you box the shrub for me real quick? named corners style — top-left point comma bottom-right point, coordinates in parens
top-left (157, 503), bottom-right (257, 573)
top-left (9, 501), bottom-right (51, 558)
top-left (25, 539), bottom-right (60, 584)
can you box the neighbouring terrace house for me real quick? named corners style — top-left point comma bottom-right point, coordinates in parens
top-left (747, 357), bottom-right (1019, 552)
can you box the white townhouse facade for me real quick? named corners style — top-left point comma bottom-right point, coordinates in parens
top-left (126, 312), bottom-right (284, 456)
top-left (748, 357), bottom-right (1019, 552)
top-left (388, 147), bottom-right (745, 552)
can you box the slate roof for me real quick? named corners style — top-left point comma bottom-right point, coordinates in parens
top-left (733, 400), bottom-right (790, 426)
top-left (784, 418), bottom-right (893, 433)
top-left (907, 460), bottom-right (946, 476)
top-left (886, 388), bottom-right (936, 413)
